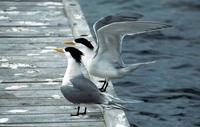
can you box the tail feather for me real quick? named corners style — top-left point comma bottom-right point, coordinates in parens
top-left (128, 60), bottom-right (156, 69)
top-left (101, 91), bottom-right (143, 111)
top-left (103, 92), bottom-right (143, 104)
top-left (120, 60), bottom-right (156, 75)
top-left (102, 103), bottom-right (137, 111)
top-left (111, 97), bottom-right (143, 104)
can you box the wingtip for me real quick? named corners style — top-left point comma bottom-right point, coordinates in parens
top-left (144, 61), bottom-right (156, 65)
top-left (151, 61), bottom-right (156, 64)
top-left (164, 24), bottom-right (173, 28)
top-left (152, 22), bottom-right (173, 31)
top-left (116, 12), bottom-right (144, 20)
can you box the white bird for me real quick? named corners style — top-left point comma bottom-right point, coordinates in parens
top-left (64, 12), bottom-right (172, 92)
top-left (53, 47), bottom-right (141, 116)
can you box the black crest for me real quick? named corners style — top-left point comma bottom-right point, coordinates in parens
top-left (75, 38), bottom-right (94, 50)
top-left (64, 47), bottom-right (83, 63)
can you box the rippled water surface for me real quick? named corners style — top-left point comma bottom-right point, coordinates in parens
top-left (78, 0), bottom-right (200, 127)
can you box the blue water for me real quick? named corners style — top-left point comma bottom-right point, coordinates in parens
top-left (78, 0), bottom-right (200, 127)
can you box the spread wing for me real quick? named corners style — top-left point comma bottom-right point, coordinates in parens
top-left (95, 21), bottom-right (172, 67)
top-left (93, 12), bottom-right (143, 38)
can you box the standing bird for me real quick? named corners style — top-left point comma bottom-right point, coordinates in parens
top-left (64, 13), bottom-right (172, 92)
top-left (53, 47), bottom-right (141, 116)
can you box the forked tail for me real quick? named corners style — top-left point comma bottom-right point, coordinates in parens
top-left (120, 60), bottom-right (156, 77)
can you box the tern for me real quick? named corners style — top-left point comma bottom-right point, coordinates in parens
top-left (53, 47), bottom-right (141, 116)
top-left (64, 12), bottom-right (172, 92)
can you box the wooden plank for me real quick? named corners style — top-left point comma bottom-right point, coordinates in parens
top-left (0, 113), bottom-right (104, 123)
top-left (0, 20), bottom-right (68, 27)
top-left (0, 82), bottom-right (60, 91)
top-left (0, 90), bottom-right (63, 99)
top-left (0, 15), bottom-right (67, 21)
top-left (0, 1), bottom-right (63, 7)
top-left (0, 105), bottom-right (100, 115)
top-left (0, 42), bottom-right (64, 53)
top-left (0, 98), bottom-right (68, 107)
top-left (0, 15), bottom-right (68, 21)
top-left (62, 0), bottom-right (92, 39)
top-left (0, 49), bottom-right (65, 56)
top-left (0, 2), bottom-right (66, 21)
top-left (0, 55), bottom-right (66, 62)
top-left (0, 4), bottom-right (63, 12)
top-left (0, 122), bottom-right (105, 127)
top-left (0, 26), bottom-right (72, 38)
top-left (0, 9), bottom-right (64, 16)
top-left (0, 11), bottom-right (65, 20)
top-left (0, 68), bottom-right (101, 86)
top-left (0, 37), bottom-right (73, 44)
top-left (0, 62), bottom-right (65, 69)
top-left (0, 68), bottom-right (64, 82)
top-left (0, 0), bottom-right (61, 2)
top-left (0, 55), bottom-right (66, 63)
top-left (0, 12), bottom-right (65, 20)
top-left (0, 122), bottom-right (106, 127)
top-left (0, 43), bottom-right (63, 51)
top-left (0, 49), bottom-right (58, 55)
top-left (0, 61), bottom-right (67, 68)
top-left (103, 107), bottom-right (131, 127)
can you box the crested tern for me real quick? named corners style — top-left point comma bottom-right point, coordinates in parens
top-left (53, 47), bottom-right (141, 116)
top-left (64, 12), bottom-right (172, 92)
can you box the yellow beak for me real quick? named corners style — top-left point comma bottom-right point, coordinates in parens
top-left (53, 48), bottom-right (64, 53)
top-left (63, 41), bottom-right (75, 45)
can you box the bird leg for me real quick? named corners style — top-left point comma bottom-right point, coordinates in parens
top-left (102, 82), bottom-right (109, 92)
top-left (101, 82), bottom-right (108, 92)
top-left (98, 79), bottom-right (106, 84)
top-left (79, 107), bottom-right (87, 115)
top-left (70, 106), bottom-right (87, 116)
top-left (70, 106), bottom-right (80, 116)
top-left (98, 79), bottom-right (108, 92)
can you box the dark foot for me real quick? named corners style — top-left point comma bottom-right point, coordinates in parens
top-left (70, 107), bottom-right (87, 116)
top-left (98, 79), bottom-right (107, 92)
top-left (78, 107), bottom-right (87, 115)
top-left (99, 87), bottom-right (106, 92)
top-left (99, 81), bottom-right (108, 92)
top-left (70, 106), bottom-right (80, 116)
top-left (98, 80), bottom-right (106, 83)
top-left (70, 113), bottom-right (79, 116)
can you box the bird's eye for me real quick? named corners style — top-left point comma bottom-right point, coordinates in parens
top-left (64, 48), bottom-right (69, 52)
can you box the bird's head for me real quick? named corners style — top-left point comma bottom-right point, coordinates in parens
top-left (53, 47), bottom-right (84, 64)
top-left (63, 38), bottom-right (94, 50)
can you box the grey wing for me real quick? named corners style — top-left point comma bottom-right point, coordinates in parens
top-left (61, 85), bottom-right (106, 104)
top-left (70, 75), bottom-right (99, 92)
top-left (93, 12), bottom-right (143, 38)
top-left (96, 21), bottom-right (172, 66)
top-left (62, 75), bottom-right (106, 104)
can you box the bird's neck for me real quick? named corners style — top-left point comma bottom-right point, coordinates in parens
top-left (82, 48), bottom-right (94, 66)
top-left (62, 57), bottom-right (82, 85)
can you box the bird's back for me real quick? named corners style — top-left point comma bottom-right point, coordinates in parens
top-left (61, 75), bottom-right (107, 104)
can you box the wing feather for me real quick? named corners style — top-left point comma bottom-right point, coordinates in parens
top-left (95, 21), bottom-right (172, 66)
top-left (93, 12), bottom-right (144, 38)
top-left (70, 75), bottom-right (99, 92)
top-left (61, 75), bottom-right (106, 104)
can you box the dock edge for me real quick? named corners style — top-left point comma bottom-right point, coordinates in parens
top-left (62, 0), bottom-right (131, 127)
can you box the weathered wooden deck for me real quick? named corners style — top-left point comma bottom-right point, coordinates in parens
top-left (0, 0), bottom-right (130, 126)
